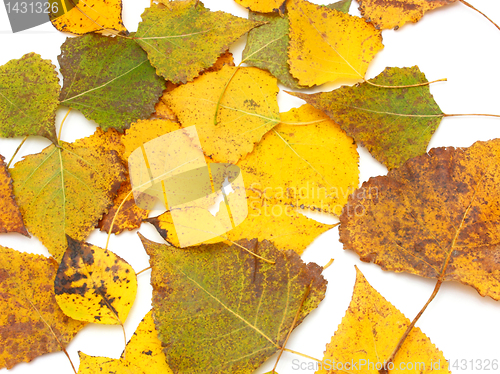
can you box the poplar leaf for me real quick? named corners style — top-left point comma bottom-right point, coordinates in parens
top-left (317, 267), bottom-right (450, 374)
top-left (234, 0), bottom-right (286, 13)
top-left (54, 237), bottom-right (137, 325)
top-left (292, 66), bottom-right (444, 170)
top-left (78, 311), bottom-right (173, 374)
top-left (140, 235), bottom-right (327, 374)
top-left (49, 0), bottom-right (127, 35)
top-left (358, 0), bottom-right (456, 30)
top-left (287, 0), bottom-right (383, 86)
top-left (340, 139), bottom-right (500, 300)
top-left (135, 0), bottom-right (262, 83)
top-left (59, 34), bottom-right (165, 132)
top-left (164, 65), bottom-right (280, 163)
top-left (238, 104), bottom-right (359, 215)
top-left (0, 53), bottom-right (59, 142)
top-left (0, 246), bottom-right (86, 369)
top-left (10, 140), bottom-right (126, 262)
top-left (0, 155), bottom-right (28, 236)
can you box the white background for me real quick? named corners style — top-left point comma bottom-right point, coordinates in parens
top-left (0, 0), bottom-right (499, 373)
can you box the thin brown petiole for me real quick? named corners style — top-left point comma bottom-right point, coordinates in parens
top-left (444, 113), bottom-right (500, 118)
top-left (136, 266), bottom-right (152, 276)
top-left (272, 283), bottom-right (312, 373)
top-left (7, 135), bottom-right (28, 168)
top-left (379, 279), bottom-right (443, 374)
top-left (58, 108), bottom-right (72, 144)
top-left (459, 0), bottom-right (500, 31)
top-left (364, 77), bottom-right (447, 89)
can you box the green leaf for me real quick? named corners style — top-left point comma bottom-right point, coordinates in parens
top-left (242, 0), bottom-right (352, 89)
top-left (292, 66), bottom-right (444, 169)
top-left (140, 235), bottom-right (327, 374)
top-left (135, 0), bottom-right (262, 84)
top-left (59, 34), bottom-right (165, 132)
top-left (10, 138), bottom-right (126, 262)
top-left (0, 53), bottom-right (59, 142)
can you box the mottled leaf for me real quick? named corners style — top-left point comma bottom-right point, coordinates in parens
top-left (0, 53), bottom-right (59, 142)
top-left (317, 267), bottom-right (450, 374)
top-left (55, 237), bottom-right (137, 325)
top-left (10, 139), bottom-right (126, 262)
top-left (238, 104), bottom-right (359, 215)
top-left (287, 0), bottom-right (383, 86)
top-left (0, 155), bottom-right (28, 236)
top-left (140, 235), bottom-right (327, 373)
top-left (340, 139), bottom-right (500, 300)
top-left (59, 34), bottom-right (165, 132)
top-left (242, 0), bottom-right (352, 89)
top-left (164, 65), bottom-right (280, 163)
top-left (78, 311), bottom-right (173, 373)
top-left (292, 66), bottom-right (444, 170)
top-left (358, 0), bottom-right (456, 30)
top-left (50, 0), bottom-right (127, 35)
top-left (135, 0), bottom-right (261, 83)
top-left (0, 246), bottom-right (86, 369)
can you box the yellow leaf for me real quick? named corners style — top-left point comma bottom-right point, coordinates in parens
top-left (50, 0), bottom-right (126, 35)
top-left (316, 267), bottom-right (450, 374)
top-left (287, 0), bottom-right (383, 86)
top-left (164, 65), bottom-right (280, 163)
top-left (78, 311), bottom-right (173, 374)
top-left (238, 104), bottom-right (359, 216)
top-left (0, 246), bottom-right (86, 369)
top-left (235, 0), bottom-right (286, 13)
top-left (122, 119), bottom-right (181, 161)
top-left (148, 189), bottom-right (333, 254)
top-left (358, 0), bottom-right (457, 30)
top-left (54, 237), bottom-right (137, 325)
top-left (0, 155), bottom-right (28, 236)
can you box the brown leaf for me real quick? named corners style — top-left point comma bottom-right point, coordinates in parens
top-left (0, 155), bottom-right (28, 236)
top-left (339, 139), bottom-right (500, 300)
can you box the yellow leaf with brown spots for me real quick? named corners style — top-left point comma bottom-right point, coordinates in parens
top-left (54, 237), bottom-right (137, 325)
top-left (78, 310), bottom-right (173, 374)
top-left (0, 155), bottom-right (28, 236)
top-left (235, 0), bottom-right (286, 13)
top-left (358, 0), bottom-right (457, 30)
top-left (316, 267), bottom-right (450, 374)
top-left (163, 65), bottom-right (280, 163)
top-left (0, 246), bottom-right (86, 370)
top-left (49, 0), bottom-right (126, 35)
top-left (238, 104), bottom-right (359, 216)
top-left (287, 0), bottom-right (383, 86)
top-left (10, 140), bottom-right (126, 262)
top-left (340, 139), bottom-right (500, 300)
top-left (73, 127), bottom-right (125, 163)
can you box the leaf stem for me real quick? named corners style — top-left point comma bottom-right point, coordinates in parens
top-left (282, 348), bottom-right (322, 363)
top-left (379, 279), bottom-right (443, 374)
top-left (214, 63), bottom-right (242, 126)
top-left (136, 266), bottom-right (152, 276)
top-left (58, 108), bottom-right (72, 144)
top-left (7, 135), bottom-right (28, 168)
top-left (364, 77), bottom-right (447, 89)
top-left (322, 258), bottom-right (334, 270)
top-left (272, 282), bottom-right (312, 373)
top-left (459, 0), bottom-right (500, 31)
top-left (443, 113), bottom-right (500, 118)
top-left (105, 189), bottom-right (134, 250)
